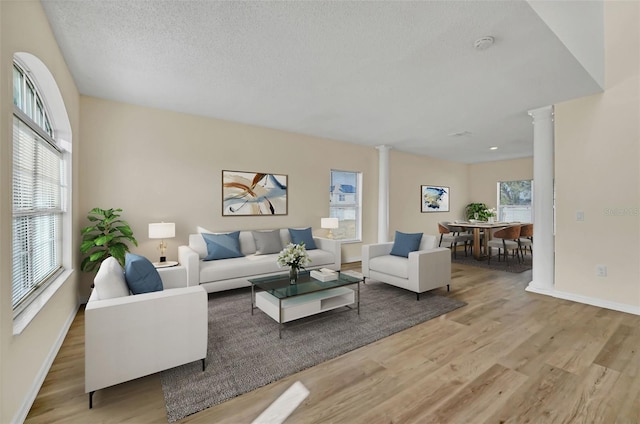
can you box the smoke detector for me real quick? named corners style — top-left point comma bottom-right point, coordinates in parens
top-left (474, 36), bottom-right (495, 50)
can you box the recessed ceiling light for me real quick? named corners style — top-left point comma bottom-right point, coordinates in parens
top-left (490, 146), bottom-right (498, 150)
top-left (474, 36), bottom-right (495, 50)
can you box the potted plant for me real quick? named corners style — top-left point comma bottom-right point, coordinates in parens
top-left (80, 207), bottom-right (138, 272)
top-left (465, 202), bottom-right (491, 221)
top-left (276, 242), bottom-right (311, 284)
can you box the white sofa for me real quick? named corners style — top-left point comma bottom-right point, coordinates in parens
top-left (362, 234), bottom-right (451, 300)
top-left (178, 229), bottom-right (341, 293)
top-left (85, 257), bottom-right (208, 408)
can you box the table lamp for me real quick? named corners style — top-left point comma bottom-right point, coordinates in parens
top-left (321, 217), bottom-right (339, 239)
top-left (148, 222), bottom-right (175, 262)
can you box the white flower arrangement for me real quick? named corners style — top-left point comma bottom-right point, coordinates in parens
top-left (484, 208), bottom-right (497, 218)
top-left (277, 242), bottom-right (311, 270)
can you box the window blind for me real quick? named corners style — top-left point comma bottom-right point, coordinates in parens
top-left (12, 116), bottom-right (63, 310)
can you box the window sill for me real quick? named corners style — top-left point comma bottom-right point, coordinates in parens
top-left (13, 269), bottom-right (74, 336)
top-left (337, 239), bottom-right (362, 245)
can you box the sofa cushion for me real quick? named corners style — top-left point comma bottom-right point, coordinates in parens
top-left (94, 256), bottom-right (130, 300)
top-left (199, 249), bottom-right (335, 283)
top-left (238, 231), bottom-right (257, 255)
top-left (252, 230), bottom-right (283, 255)
top-left (305, 248), bottom-right (334, 268)
top-left (200, 254), bottom-right (281, 282)
top-left (419, 235), bottom-right (437, 250)
top-left (203, 231), bottom-right (244, 261)
top-left (369, 255), bottom-right (410, 279)
top-left (390, 231), bottom-right (423, 258)
top-left (124, 254), bottom-right (163, 294)
top-left (288, 227), bottom-right (317, 250)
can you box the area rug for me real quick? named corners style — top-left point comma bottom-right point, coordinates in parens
top-left (160, 281), bottom-right (466, 422)
top-left (452, 251), bottom-right (532, 273)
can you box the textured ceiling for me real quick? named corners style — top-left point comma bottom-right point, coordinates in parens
top-left (41, 0), bottom-right (603, 164)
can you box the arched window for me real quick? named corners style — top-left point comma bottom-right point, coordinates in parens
top-left (12, 59), bottom-right (66, 313)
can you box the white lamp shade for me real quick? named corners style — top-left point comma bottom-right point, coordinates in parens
top-left (321, 218), bottom-right (339, 229)
top-left (148, 222), bottom-right (175, 239)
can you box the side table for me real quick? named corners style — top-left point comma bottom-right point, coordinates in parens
top-left (153, 260), bottom-right (179, 268)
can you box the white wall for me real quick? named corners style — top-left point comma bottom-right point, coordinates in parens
top-left (554, 0), bottom-right (639, 311)
top-left (78, 96), bottom-right (381, 295)
top-left (0, 2), bottom-right (80, 422)
top-left (468, 157), bottom-right (534, 210)
top-left (388, 149), bottom-right (469, 239)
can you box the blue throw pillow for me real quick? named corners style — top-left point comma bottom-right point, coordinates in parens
top-left (124, 253), bottom-right (163, 294)
top-left (202, 231), bottom-right (244, 261)
top-left (288, 227), bottom-right (317, 250)
top-left (389, 231), bottom-right (423, 258)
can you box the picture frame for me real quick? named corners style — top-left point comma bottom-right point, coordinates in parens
top-left (421, 185), bottom-right (449, 213)
top-left (222, 170), bottom-right (288, 216)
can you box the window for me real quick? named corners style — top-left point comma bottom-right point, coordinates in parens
top-left (497, 180), bottom-right (532, 222)
top-left (12, 62), bottom-right (65, 313)
top-left (329, 170), bottom-right (362, 242)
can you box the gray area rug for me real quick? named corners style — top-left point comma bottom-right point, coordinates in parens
top-left (160, 280), bottom-right (466, 422)
top-left (452, 251), bottom-right (532, 273)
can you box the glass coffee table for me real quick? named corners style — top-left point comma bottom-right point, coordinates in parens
top-left (249, 270), bottom-right (362, 338)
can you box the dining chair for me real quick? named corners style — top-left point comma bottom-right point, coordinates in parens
top-left (437, 222), bottom-right (473, 258)
top-left (518, 223), bottom-right (533, 256)
top-left (487, 224), bottom-right (522, 264)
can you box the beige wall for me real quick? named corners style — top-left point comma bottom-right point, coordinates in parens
top-left (78, 97), bottom-right (380, 295)
top-left (468, 158), bottom-right (534, 210)
top-left (388, 150), bottom-right (469, 238)
top-left (0, 2), bottom-right (80, 423)
top-left (554, 0), bottom-right (640, 308)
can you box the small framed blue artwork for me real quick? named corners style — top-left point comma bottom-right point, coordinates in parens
top-left (222, 170), bottom-right (288, 216)
top-left (421, 185), bottom-right (449, 213)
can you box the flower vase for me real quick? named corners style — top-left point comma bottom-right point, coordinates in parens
top-left (488, 216), bottom-right (494, 224)
top-left (289, 267), bottom-right (298, 285)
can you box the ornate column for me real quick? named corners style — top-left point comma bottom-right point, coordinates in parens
top-left (376, 145), bottom-right (391, 243)
top-left (526, 106), bottom-right (555, 294)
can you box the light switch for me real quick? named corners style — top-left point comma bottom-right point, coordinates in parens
top-left (576, 211), bottom-right (584, 221)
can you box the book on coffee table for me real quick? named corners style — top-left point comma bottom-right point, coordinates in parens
top-left (310, 268), bottom-right (337, 282)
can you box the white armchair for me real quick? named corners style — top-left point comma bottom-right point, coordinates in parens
top-left (362, 234), bottom-right (451, 300)
top-left (85, 257), bottom-right (208, 408)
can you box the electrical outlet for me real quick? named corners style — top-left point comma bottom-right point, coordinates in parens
top-left (576, 211), bottom-right (585, 221)
top-left (596, 265), bottom-right (607, 277)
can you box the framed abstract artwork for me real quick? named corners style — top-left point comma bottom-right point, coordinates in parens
top-left (421, 185), bottom-right (449, 212)
top-left (222, 170), bottom-right (288, 216)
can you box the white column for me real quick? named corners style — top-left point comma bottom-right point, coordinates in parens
top-left (376, 145), bottom-right (391, 243)
top-left (527, 105), bottom-right (555, 294)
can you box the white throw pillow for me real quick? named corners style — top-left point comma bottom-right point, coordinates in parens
top-left (93, 256), bottom-right (130, 300)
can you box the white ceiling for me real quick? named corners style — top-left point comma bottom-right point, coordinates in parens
top-left (41, 0), bottom-right (603, 164)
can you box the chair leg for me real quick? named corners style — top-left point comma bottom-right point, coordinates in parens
top-left (447, 284), bottom-right (450, 292)
top-left (416, 292), bottom-right (420, 301)
top-left (202, 358), bottom-right (206, 371)
top-left (89, 391), bottom-right (95, 409)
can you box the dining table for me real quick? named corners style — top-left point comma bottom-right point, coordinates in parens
top-left (452, 221), bottom-right (511, 260)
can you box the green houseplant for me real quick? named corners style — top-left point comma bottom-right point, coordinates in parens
top-left (465, 202), bottom-right (491, 221)
top-left (80, 208), bottom-right (138, 272)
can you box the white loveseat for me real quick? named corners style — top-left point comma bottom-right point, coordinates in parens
top-left (85, 257), bottom-right (208, 408)
top-left (178, 229), bottom-right (341, 293)
top-left (362, 234), bottom-right (451, 300)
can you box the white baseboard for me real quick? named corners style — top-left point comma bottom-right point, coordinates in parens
top-left (13, 302), bottom-right (80, 424)
top-left (342, 255), bottom-right (362, 264)
top-left (526, 284), bottom-right (640, 316)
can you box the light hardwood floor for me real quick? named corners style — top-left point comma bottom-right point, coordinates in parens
top-left (26, 262), bottom-right (640, 423)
